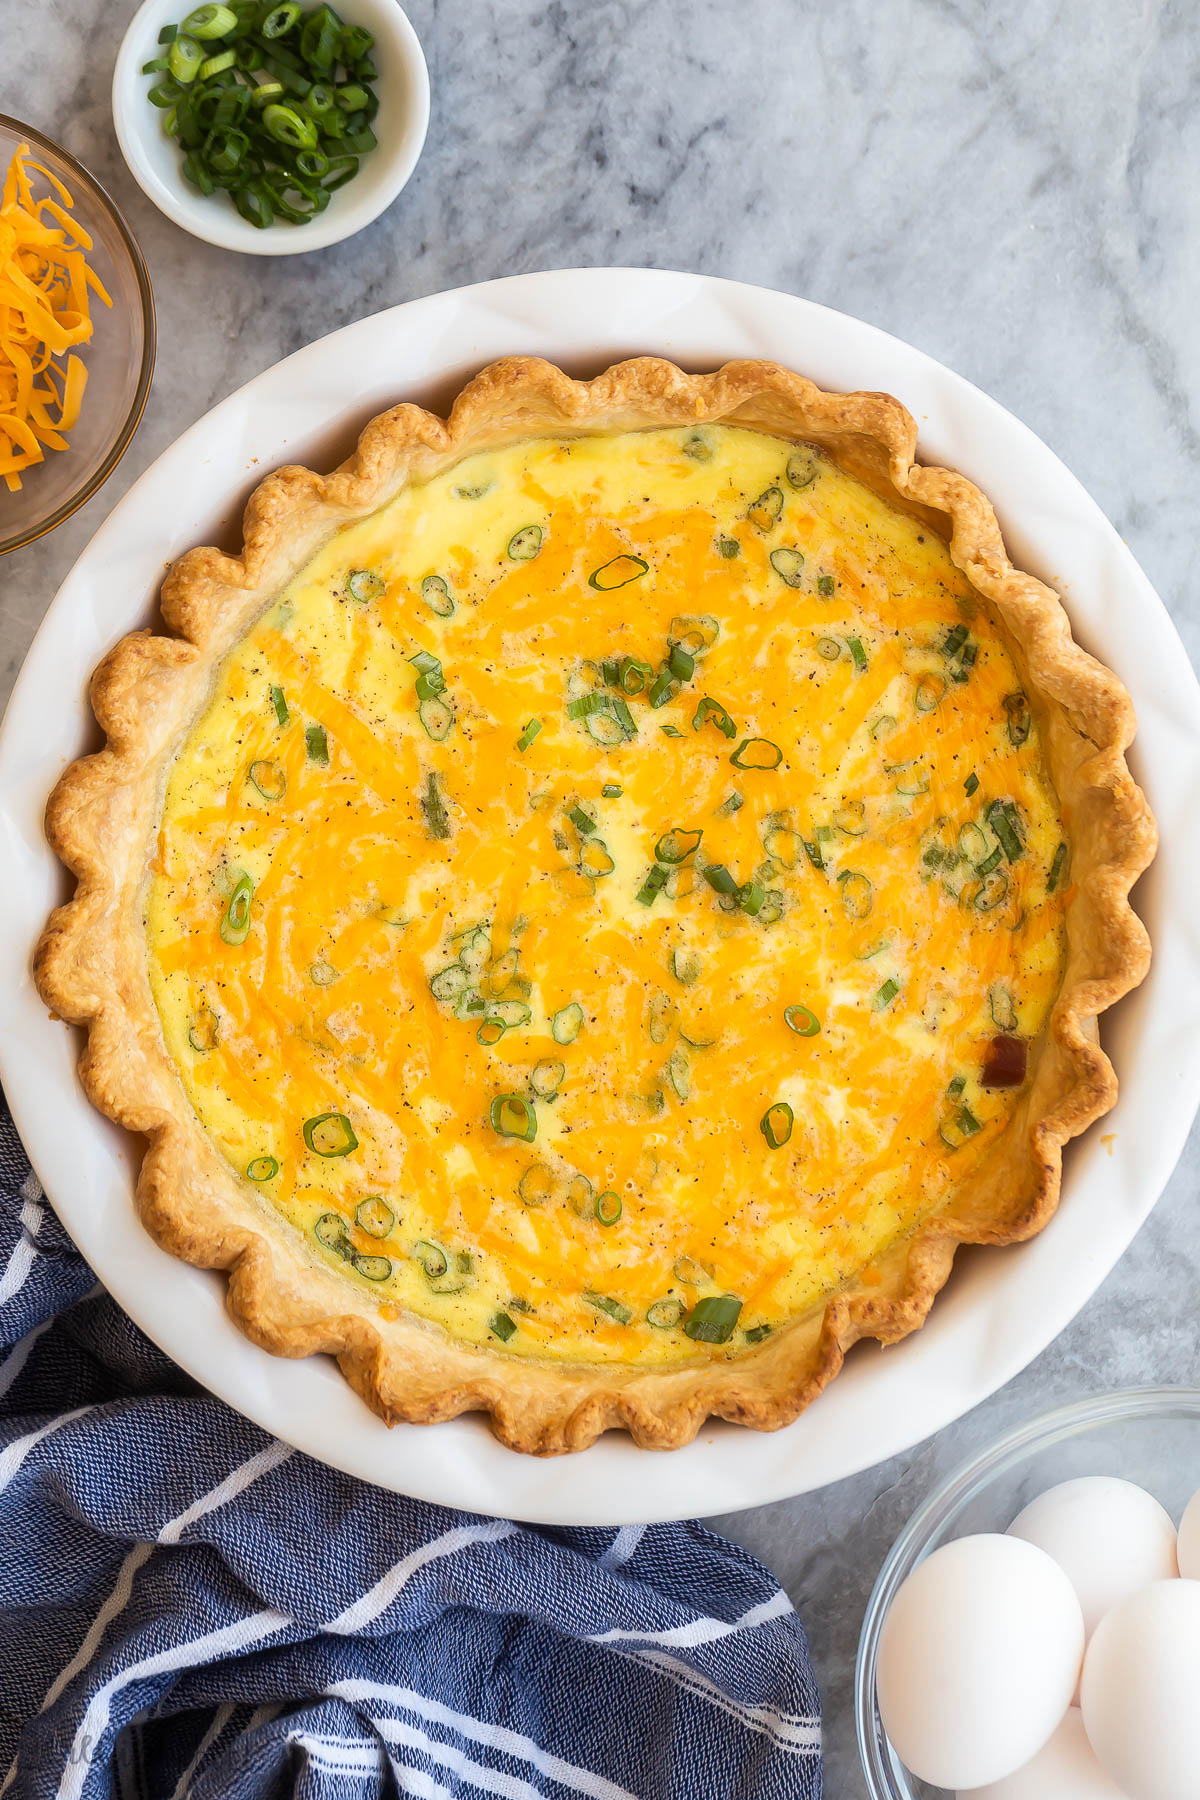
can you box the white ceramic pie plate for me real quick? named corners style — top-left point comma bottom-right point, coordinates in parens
top-left (2, 270), bottom-right (1197, 1526)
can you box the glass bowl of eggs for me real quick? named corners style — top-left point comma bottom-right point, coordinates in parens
top-left (856, 1386), bottom-right (1200, 1800)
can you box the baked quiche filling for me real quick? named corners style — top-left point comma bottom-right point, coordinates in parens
top-left (146, 425), bottom-right (1068, 1367)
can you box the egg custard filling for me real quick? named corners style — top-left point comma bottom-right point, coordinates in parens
top-left (145, 424), bottom-right (1069, 1369)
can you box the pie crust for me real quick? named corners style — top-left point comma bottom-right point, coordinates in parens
top-left (35, 357), bottom-right (1156, 1454)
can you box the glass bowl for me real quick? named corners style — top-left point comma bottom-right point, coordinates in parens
top-left (856, 1386), bottom-right (1200, 1798)
top-left (0, 116), bottom-right (155, 556)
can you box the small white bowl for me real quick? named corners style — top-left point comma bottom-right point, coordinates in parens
top-left (112, 0), bottom-right (429, 255)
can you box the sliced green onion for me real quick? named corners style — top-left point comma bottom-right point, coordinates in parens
top-left (305, 723), bottom-right (329, 764)
top-left (671, 948), bottom-right (700, 986)
top-left (356, 1196), bottom-right (395, 1237)
top-left (684, 1294), bottom-right (743, 1344)
top-left (490, 1093), bottom-right (537, 1142)
top-left (309, 957), bottom-right (338, 986)
top-left (551, 1002), bottom-right (584, 1044)
top-left (673, 1255), bottom-right (711, 1285)
top-left (263, 102), bottom-right (318, 150)
top-left (680, 428), bottom-right (711, 460)
top-left (476, 1018), bottom-right (506, 1047)
top-left (246, 1156), bottom-right (278, 1181)
top-left (731, 738), bottom-right (783, 771)
top-left (973, 868), bottom-right (1010, 911)
top-left (769, 547), bottom-right (805, 587)
top-left (516, 719), bottom-right (541, 753)
top-left (429, 964), bottom-right (469, 1003)
top-left (490, 1310), bottom-right (517, 1343)
top-left (874, 977), bottom-right (900, 1010)
top-left (870, 714), bottom-right (897, 741)
top-left (530, 1058), bottom-right (565, 1098)
top-left (580, 838), bottom-right (616, 877)
top-left (566, 1173), bottom-right (594, 1217)
top-left (568, 804), bottom-right (595, 835)
top-left (260, 1), bottom-right (300, 35)
top-left (168, 34), bottom-right (205, 82)
top-left (738, 880), bottom-right (765, 916)
top-left (655, 827), bottom-right (702, 864)
top-left (647, 668), bottom-right (676, 709)
top-left (667, 1050), bottom-right (690, 1103)
top-left (786, 448), bottom-right (819, 489)
top-left (566, 692), bottom-right (608, 721)
top-left (589, 554), bottom-right (649, 591)
top-left (715, 792), bottom-right (744, 816)
top-left (636, 864), bottom-right (669, 906)
top-left (760, 1102), bottom-right (794, 1149)
top-left (518, 1163), bottom-right (554, 1207)
top-left (747, 486), bottom-right (784, 529)
top-left (847, 636), bottom-right (868, 672)
top-left (488, 998), bottom-right (533, 1027)
top-left (817, 636), bottom-right (841, 660)
top-left (220, 874), bottom-right (254, 945)
top-left (784, 1003), bottom-right (821, 1037)
top-left (692, 696), bottom-right (737, 739)
top-left (987, 799), bottom-right (1024, 862)
top-left (187, 1006), bottom-right (218, 1051)
top-left (421, 770), bottom-right (450, 839)
top-left (594, 1190), bottom-right (623, 1226)
top-left (1047, 842), bottom-right (1068, 893)
top-left (1003, 691), bottom-right (1032, 745)
top-left (989, 983), bottom-right (1018, 1032)
top-left (701, 863), bottom-right (738, 896)
top-left (270, 684), bottom-right (289, 726)
top-left (602, 782), bottom-right (622, 798)
top-left (647, 1298), bottom-right (683, 1329)
top-left (817, 574), bottom-right (836, 598)
top-left (507, 524), bottom-right (543, 561)
top-left (609, 695), bottom-right (637, 738)
top-left (964, 771), bottom-right (980, 797)
top-left (661, 724), bottom-right (683, 738)
top-left (182, 3), bottom-right (237, 35)
top-left (419, 697), bottom-right (454, 741)
top-left (716, 536), bottom-right (740, 558)
top-left (315, 1212), bottom-right (351, 1256)
top-left (802, 838), bottom-right (824, 871)
top-left (915, 673), bottom-right (944, 712)
top-left (669, 615), bottom-right (720, 658)
top-left (418, 573), bottom-right (455, 617)
top-left (744, 1323), bottom-right (773, 1345)
top-left (585, 1292), bottom-right (632, 1326)
top-left (248, 758), bottom-right (286, 801)
top-left (303, 1111), bottom-right (357, 1157)
top-left (355, 1253), bottom-right (391, 1282)
top-left (198, 49), bottom-right (236, 78)
top-left (976, 845), bottom-right (1003, 877)
top-left (667, 643), bottom-right (695, 683)
top-left (838, 870), bottom-right (874, 920)
top-left (413, 1239), bottom-right (448, 1280)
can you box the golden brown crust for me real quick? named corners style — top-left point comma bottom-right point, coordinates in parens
top-left (34, 357), bottom-right (1156, 1454)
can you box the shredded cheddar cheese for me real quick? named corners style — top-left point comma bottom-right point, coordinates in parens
top-left (146, 427), bottom-right (1068, 1366)
top-left (0, 143), bottom-right (111, 492)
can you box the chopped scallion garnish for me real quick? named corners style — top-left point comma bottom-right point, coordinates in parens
top-left (489, 1093), bottom-right (537, 1141)
top-left (684, 1294), bottom-right (742, 1344)
top-left (692, 697), bottom-right (736, 739)
top-left (516, 718), bottom-right (541, 752)
top-left (873, 977), bottom-right (900, 1010)
top-left (731, 738), bottom-right (783, 771)
top-left (551, 1002), bottom-right (584, 1045)
top-left (305, 723), bottom-right (329, 764)
top-left (769, 547), bottom-right (805, 587)
top-left (654, 827), bottom-right (702, 864)
top-left (588, 553), bottom-right (649, 591)
top-left (585, 1292), bottom-right (632, 1325)
top-left (783, 1004), bottom-right (820, 1037)
top-left (303, 1111), bottom-right (357, 1157)
top-left (270, 684), bottom-right (288, 726)
top-left (760, 1102), bottom-right (793, 1148)
top-left (219, 874), bottom-right (254, 946)
top-left (507, 524), bottom-right (543, 561)
top-left (245, 1155), bottom-right (279, 1182)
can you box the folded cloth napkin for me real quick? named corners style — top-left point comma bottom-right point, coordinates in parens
top-left (0, 1096), bottom-right (821, 1800)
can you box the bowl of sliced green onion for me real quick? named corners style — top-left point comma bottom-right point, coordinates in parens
top-left (112, 0), bottom-right (429, 253)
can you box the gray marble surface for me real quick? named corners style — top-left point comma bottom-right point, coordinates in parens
top-left (4, 0), bottom-right (1199, 1792)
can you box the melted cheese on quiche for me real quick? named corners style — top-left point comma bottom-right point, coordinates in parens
top-left (146, 426), bottom-right (1068, 1366)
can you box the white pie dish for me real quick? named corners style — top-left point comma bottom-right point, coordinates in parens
top-left (1, 268), bottom-right (1197, 1525)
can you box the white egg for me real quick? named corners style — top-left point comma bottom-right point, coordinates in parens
top-left (1080, 1579), bottom-right (1200, 1800)
top-left (960, 1708), bottom-right (1126, 1798)
top-left (1008, 1476), bottom-right (1178, 1637)
top-left (1176, 1485), bottom-right (1200, 1580)
top-left (876, 1533), bottom-right (1084, 1791)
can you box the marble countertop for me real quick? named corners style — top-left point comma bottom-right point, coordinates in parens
top-left (5, 0), bottom-right (1199, 1791)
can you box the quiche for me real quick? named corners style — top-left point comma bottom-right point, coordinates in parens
top-left (36, 357), bottom-right (1155, 1454)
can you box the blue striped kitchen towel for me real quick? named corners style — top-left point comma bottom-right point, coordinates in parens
top-left (0, 1094), bottom-right (821, 1800)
